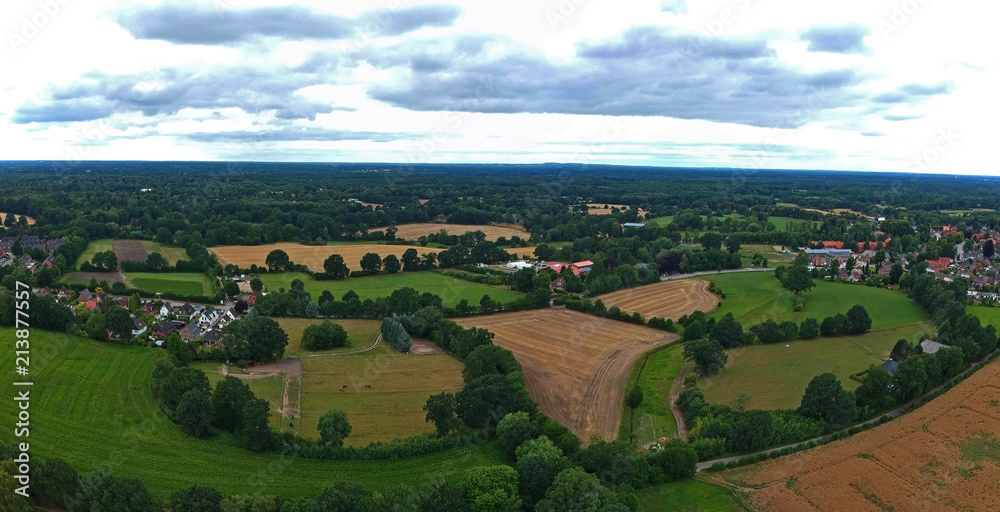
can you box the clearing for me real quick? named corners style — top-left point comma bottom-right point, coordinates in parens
top-left (598, 279), bottom-right (718, 321)
top-left (0, 328), bottom-right (505, 499)
top-left (371, 223), bottom-right (527, 241)
top-left (258, 271), bottom-right (523, 307)
top-left (721, 358), bottom-right (1000, 511)
top-left (579, 203), bottom-right (650, 216)
top-left (697, 322), bottom-right (936, 410)
top-left (456, 308), bottom-right (679, 443)
top-left (637, 478), bottom-right (745, 511)
top-left (209, 242), bottom-right (439, 272)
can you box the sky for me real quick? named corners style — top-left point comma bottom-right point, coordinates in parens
top-left (2, 0), bottom-right (998, 174)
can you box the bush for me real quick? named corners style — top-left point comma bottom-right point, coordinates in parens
top-left (710, 462), bottom-right (726, 472)
top-left (302, 321), bottom-right (349, 351)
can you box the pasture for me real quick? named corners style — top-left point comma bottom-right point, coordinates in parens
top-left (371, 223), bottom-right (527, 241)
top-left (598, 279), bottom-right (719, 321)
top-left (967, 306), bottom-right (1000, 330)
top-left (456, 308), bottom-right (679, 443)
top-left (697, 322), bottom-right (935, 410)
top-left (209, 242), bottom-right (439, 272)
top-left (0, 329), bottom-right (505, 499)
top-left (637, 479), bottom-right (744, 512)
top-left (619, 344), bottom-right (685, 446)
top-left (126, 272), bottom-right (213, 296)
top-left (258, 271), bottom-right (522, 307)
top-left (723, 357), bottom-right (1000, 511)
top-left (273, 317), bottom-right (382, 356)
top-left (699, 272), bottom-right (929, 330)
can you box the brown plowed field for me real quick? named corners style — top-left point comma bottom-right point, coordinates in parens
top-left (597, 279), bottom-right (718, 321)
top-left (112, 240), bottom-right (148, 264)
top-left (722, 360), bottom-right (1000, 511)
top-left (209, 243), bottom-right (439, 272)
top-left (372, 223), bottom-right (527, 241)
top-left (455, 308), bottom-right (678, 443)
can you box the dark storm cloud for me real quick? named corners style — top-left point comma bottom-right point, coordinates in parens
top-left (801, 24), bottom-right (870, 54)
top-left (115, 3), bottom-right (462, 44)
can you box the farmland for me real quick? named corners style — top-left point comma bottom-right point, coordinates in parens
top-left (636, 479), bottom-right (744, 511)
top-left (456, 308), bottom-right (679, 443)
top-left (0, 211), bottom-right (35, 224)
top-left (721, 358), bottom-right (1000, 511)
top-left (63, 271), bottom-right (124, 285)
top-left (273, 317), bottom-right (382, 356)
top-left (74, 239), bottom-right (189, 269)
top-left (371, 222), bottom-right (527, 241)
top-left (258, 271), bottom-right (522, 307)
top-left (126, 272), bottom-right (213, 296)
top-left (0, 328), bottom-right (505, 499)
top-left (598, 278), bottom-right (718, 321)
top-left (697, 322), bottom-right (935, 410)
top-left (581, 203), bottom-right (650, 216)
top-left (699, 272), bottom-right (929, 330)
top-left (209, 242), bottom-right (439, 272)
top-left (111, 240), bottom-right (147, 263)
top-left (619, 344), bottom-right (685, 446)
top-left (968, 306), bottom-right (1000, 330)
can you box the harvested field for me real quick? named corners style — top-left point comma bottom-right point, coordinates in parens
top-left (455, 308), bottom-right (679, 443)
top-left (372, 223), bottom-right (527, 241)
top-left (112, 240), bottom-right (148, 264)
top-left (721, 359), bottom-right (1000, 511)
top-left (209, 243), bottom-right (439, 272)
top-left (0, 212), bottom-right (35, 224)
top-left (598, 279), bottom-right (718, 321)
top-left (582, 203), bottom-right (649, 216)
top-left (63, 272), bottom-right (124, 285)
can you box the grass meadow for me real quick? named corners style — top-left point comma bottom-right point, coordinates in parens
top-left (126, 272), bottom-right (213, 296)
top-left (697, 322), bottom-right (935, 410)
top-left (619, 343), bottom-right (684, 446)
top-left (636, 478), bottom-right (744, 511)
top-left (258, 271), bottom-right (523, 307)
top-left (273, 317), bottom-right (382, 356)
top-left (73, 239), bottom-right (189, 269)
top-left (0, 329), bottom-right (505, 499)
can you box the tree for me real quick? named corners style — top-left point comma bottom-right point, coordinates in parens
top-left (730, 410), bottom-right (774, 452)
top-left (756, 319), bottom-right (784, 343)
top-left (826, 389), bottom-right (858, 429)
top-left (649, 441), bottom-right (698, 481)
top-left (889, 263), bottom-right (904, 285)
top-left (322, 254), bottom-right (350, 279)
top-left (159, 366), bottom-right (211, 413)
top-left (420, 482), bottom-right (470, 512)
top-left (360, 252), bottom-right (382, 273)
top-left (700, 232), bottom-right (723, 251)
top-left (170, 485), bottom-right (224, 512)
top-left (302, 321), bottom-right (349, 351)
top-left (462, 465), bottom-right (521, 512)
top-left (318, 409), bottom-right (352, 446)
top-left (387, 287), bottom-right (421, 316)
top-left (626, 384), bottom-right (644, 409)
top-left (985, 239), bottom-right (996, 260)
top-left (855, 366), bottom-right (893, 411)
top-left (799, 373), bottom-right (843, 420)
top-left (222, 279), bottom-right (239, 298)
top-left (781, 264), bottom-right (814, 295)
top-left (211, 376), bottom-right (254, 432)
top-left (221, 316), bottom-right (289, 363)
top-left (424, 392), bottom-right (461, 437)
top-left (166, 332), bottom-right (194, 366)
top-left (264, 249), bottom-right (289, 271)
top-left (76, 472), bottom-right (158, 512)
top-left (496, 411), bottom-right (539, 457)
top-left (683, 339), bottom-right (728, 374)
top-left (176, 390), bottom-right (215, 438)
top-left (799, 317), bottom-right (820, 339)
top-left (383, 254), bottom-right (401, 274)
top-left (30, 457), bottom-right (79, 510)
top-left (846, 305), bottom-right (872, 334)
top-left (402, 248), bottom-right (420, 272)
top-left (128, 293), bottom-right (141, 314)
top-left (820, 314), bottom-right (846, 337)
top-left (239, 396), bottom-right (273, 452)
top-left (893, 355), bottom-right (927, 401)
top-left (457, 374), bottom-right (530, 429)
top-left (515, 436), bottom-right (571, 509)
top-left (249, 277), bottom-right (264, 294)
top-left (725, 235), bottom-right (742, 254)
top-left (709, 314), bottom-right (744, 348)
top-left (534, 467), bottom-right (629, 512)
top-left (462, 344), bottom-right (519, 383)
top-left (105, 305), bottom-right (133, 342)
top-left (146, 252), bottom-right (167, 271)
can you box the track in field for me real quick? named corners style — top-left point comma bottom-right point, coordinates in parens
top-left (456, 308), bottom-right (678, 444)
top-left (597, 279), bottom-right (718, 321)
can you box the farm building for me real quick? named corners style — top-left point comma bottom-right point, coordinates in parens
top-left (506, 261), bottom-right (534, 271)
top-left (623, 222), bottom-right (646, 228)
top-left (919, 339), bottom-right (948, 355)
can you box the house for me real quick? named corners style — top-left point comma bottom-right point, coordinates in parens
top-left (572, 260), bottom-right (594, 273)
top-left (42, 255), bottom-right (55, 269)
top-left (880, 360), bottom-right (898, 374)
top-left (142, 301), bottom-right (158, 315)
top-left (115, 297), bottom-right (129, 308)
top-left (506, 261), bottom-right (534, 271)
top-left (850, 268), bottom-right (864, 282)
top-left (214, 309), bottom-right (238, 329)
top-left (812, 241), bottom-right (845, 249)
top-left (202, 329), bottom-right (223, 348)
top-left (57, 285), bottom-right (71, 299)
top-left (179, 321), bottom-right (202, 342)
top-left (151, 320), bottom-right (184, 339)
top-left (550, 277), bottom-right (567, 291)
top-left (159, 302), bottom-right (172, 318)
top-left (539, 261), bottom-right (572, 274)
top-left (132, 318), bottom-right (148, 337)
top-left (927, 257), bottom-right (952, 272)
top-left (199, 307), bottom-right (221, 327)
top-left (96, 291), bottom-right (107, 303)
top-left (878, 263), bottom-right (893, 276)
top-left (80, 288), bottom-right (94, 301)
top-left (177, 303), bottom-right (197, 317)
top-left (84, 300), bottom-right (97, 311)
top-left (919, 339), bottom-right (948, 355)
top-left (38, 286), bottom-right (50, 296)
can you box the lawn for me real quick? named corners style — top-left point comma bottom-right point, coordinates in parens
top-left (126, 272), bottom-right (213, 296)
top-left (697, 322), bottom-right (935, 410)
top-left (967, 306), bottom-right (1000, 330)
top-left (619, 344), bottom-right (684, 447)
top-left (258, 271), bottom-right (523, 307)
top-left (0, 329), bottom-right (505, 499)
top-left (699, 272), bottom-right (929, 330)
top-left (636, 478), bottom-right (745, 511)
top-left (273, 317), bottom-right (383, 357)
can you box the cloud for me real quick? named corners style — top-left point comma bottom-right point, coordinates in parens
top-left (660, 0), bottom-right (688, 14)
top-left (115, 3), bottom-right (462, 45)
top-left (873, 82), bottom-right (952, 103)
top-left (801, 24), bottom-right (870, 54)
top-left (181, 126), bottom-right (420, 143)
top-left (12, 97), bottom-right (116, 124)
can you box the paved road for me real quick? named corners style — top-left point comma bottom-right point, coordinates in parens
top-left (660, 268), bottom-right (774, 281)
top-left (694, 354), bottom-right (995, 470)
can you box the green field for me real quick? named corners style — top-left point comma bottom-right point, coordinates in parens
top-left (0, 329), bottom-right (505, 499)
top-left (968, 306), bottom-right (1000, 330)
top-left (192, 362), bottom-right (285, 430)
top-left (74, 239), bottom-right (113, 269)
top-left (697, 322), bottom-right (935, 410)
top-left (74, 239), bottom-right (189, 269)
top-left (273, 317), bottom-right (383, 356)
top-left (126, 272), bottom-right (213, 296)
top-left (646, 213), bottom-right (743, 226)
top-left (259, 271), bottom-right (523, 307)
top-left (637, 478), bottom-right (745, 511)
top-left (619, 344), bottom-right (684, 447)
top-left (699, 272), bottom-right (929, 330)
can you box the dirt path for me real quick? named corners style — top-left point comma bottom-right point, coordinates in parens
top-left (215, 359), bottom-right (303, 432)
top-left (669, 362), bottom-right (694, 442)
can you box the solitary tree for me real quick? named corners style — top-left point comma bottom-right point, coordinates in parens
top-left (423, 392), bottom-right (461, 437)
top-left (781, 265), bottom-right (814, 295)
top-left (301, 321), bottom-right (348, 351)
top-left (401, 248), bottom-right (420, 272)
top-left (318, 410), bottom-right (352, 446)
top-left (264, 249), bottom-right (289, 271)
top-left (626, 384), bottom-right (644, 409)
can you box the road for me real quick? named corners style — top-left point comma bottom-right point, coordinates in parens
top-left (694, 353), bottom-right (995, 470)
top-left (660, 268), bottom-right (774, 281)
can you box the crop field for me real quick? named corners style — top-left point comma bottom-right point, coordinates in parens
top-left (637, 479), bottom-right (744, 511)
top-left (258, 271), bottom-right (522, 307)
top-left (299, 354), bottom-right (466, 446)
top-left (699, 272), bottom-right (929, 330)
top-left (126, 272), bottom-right (213, 296)
top-left (63, 271), bottom-right (124, 285)
top-left (697, 322), bottom-right (935, 410)
top-left (74, 239), bottom-right (114, 269)
top-left (456, 308), bottom-right (679, 443)
top-left (619, 344), bottom-right (685, 446)
top-left (75, 239), bottom-right (189, 269)
top-left (0, 329), bottom-right (505, 499)
top-left (0, 211), bottom-right (35, 224)
top-left (646, 212), bottom-right (743, 226)
top-left (721, 358), bottom-right (1000, 511)
top-left (372, 223), bottom-right (527, 241)
top-left (598, 279), bottom-right (718, 321)
top-left (112, 240), bottom-right (147, 263)
top-left (273, 317), bottom-right (383, 356)
top-left (210, 242), bottom-right (439, 272)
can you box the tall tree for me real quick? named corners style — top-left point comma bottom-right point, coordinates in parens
top-left (424, 392), bottom-right (461, 437)
top-left (682, 339), bottom-right (728, 374)
top-left (318, 409), bottom-right (352, 446)
top-left (781, 265), bottom-right (814, 295)
top-left (323, 254), bottom-right (350, 279)
top-left (359, 252), bottom-right (382, 273)
top-left (264, 249), bottom-right (289, 271)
